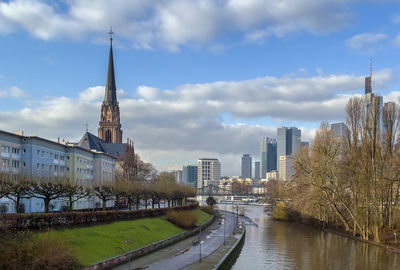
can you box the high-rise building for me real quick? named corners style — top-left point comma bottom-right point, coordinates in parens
top-left (98, 33), bottom-right (123, 144)
top-left (254, 161), bottom-right (260, 179)
top-left (277, 127), bottom-right (301, 174)
top-left (279, 155), bottom-right (293, 182)
top-left (170, 170), bottom-right (183, 183)
top-left (331, 122), bottom-right (349, 138)
top-left (241, 154), bottom-right (252, 178)
top-left (197, 158), bottom-right (221, 188)
top-left (183, 165), bottom-right (198, 187)
top-left (260, 137), bottom-right (277, 179)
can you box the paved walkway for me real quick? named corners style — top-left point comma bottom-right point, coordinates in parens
top-left (113, 211), bottom-right (237, 270)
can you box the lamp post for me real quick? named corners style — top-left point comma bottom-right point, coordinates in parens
top-left (198, 224), bottom-right (202, 262)
top-left (223, 216), bottom-right (226, 245)
top-left (124, 239), bottom-right (131, 270)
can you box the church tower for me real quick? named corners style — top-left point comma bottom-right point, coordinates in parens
top-left (98, 29), bottom-right (123, 144)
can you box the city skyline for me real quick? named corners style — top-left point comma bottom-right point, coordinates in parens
top-left (2, 1), bottom-right (400, 176)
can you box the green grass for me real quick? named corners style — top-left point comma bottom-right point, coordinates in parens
top-left (37, 209), bottom-right (212, 266)
top-left (38, 216), bottom-right (184, 266)
top-left (197, 209), bottom-right (212, 224)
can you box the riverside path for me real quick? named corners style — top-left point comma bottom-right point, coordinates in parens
top-left (113, 210), bottom-right (236, 270)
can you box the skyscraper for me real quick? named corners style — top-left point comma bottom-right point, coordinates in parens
top-left (183, 165), bottom-right (198, 187)
top-left (260, 137), bottom-right (277, 179)
top-left (241, 154), bottom-right (252, 178)
top-left (254, 161), bottom-right (260, 179)
top-left (197, 158), bottom-right (221, 188)
top-left (331, 122), bottom-right (349, 138)
top-left (277, 127), bottom-right (301, 174)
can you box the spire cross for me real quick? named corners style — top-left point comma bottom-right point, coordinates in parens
top-left (108, 26), bottom-right (114, 42)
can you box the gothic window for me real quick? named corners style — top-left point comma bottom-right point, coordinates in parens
top-left (105, 130), bottom-right (112, 143)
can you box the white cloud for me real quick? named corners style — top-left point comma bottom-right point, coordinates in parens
top-left (0, 0), bottom-right (354, 50)
top-left (346, 32), bottom-right (388, 53)
top-left (0, 86), bottom-right (31, 99)
top-left (0, 69), bottom-right (396, 176)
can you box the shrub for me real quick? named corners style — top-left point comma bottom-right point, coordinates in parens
top-left (201, 205), bottom-right (215, 215)
top-left (166, 210), bottom-right (198, 229)
top-left (272, 201), bottom-right (288, 221)
top-left (0, 232), bottom-right (80, 270)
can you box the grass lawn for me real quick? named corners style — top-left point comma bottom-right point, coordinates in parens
top-left (197, 209), bottom-right (212, 224)
top-left (38, 209), bottom-right (212, 266)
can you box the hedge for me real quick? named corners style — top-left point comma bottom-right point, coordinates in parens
top-left (0, 202), bottom-right (198, 231)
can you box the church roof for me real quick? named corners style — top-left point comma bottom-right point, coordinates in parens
top-left (104, 38), bottom-right (117, 105)
top-left (77, 132), bottom-right (126, 159)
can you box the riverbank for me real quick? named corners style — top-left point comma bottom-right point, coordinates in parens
top-left (38, 209), bottom-right (211, 267)
top-left (271, 206), bottom-right (400, 255)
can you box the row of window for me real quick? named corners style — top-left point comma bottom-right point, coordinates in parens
top-left (77, 167), bottom-right (93, 176)
top-left (36, 163), bottom-right (66, 173)
top-left (77, 157), bottom-right (93, 166)
top-left (1, 159), bottom-right (24, 168)
top-left (36, 150), bottom-right (65, 161)
top-left (1, 146), bottom-right (21, 154)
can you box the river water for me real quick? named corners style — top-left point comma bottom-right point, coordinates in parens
top-left (218, 204), bottom-right (399, 270)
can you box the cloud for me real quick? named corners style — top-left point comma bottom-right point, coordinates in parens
top-left (0, 86), bottom-right (31, 99)
top-left (0, 69), bottom-right (396, 175)
top-left (345, 32), bottom-right (388, 53)
top-left (0, 0), bottom-right (354, 50)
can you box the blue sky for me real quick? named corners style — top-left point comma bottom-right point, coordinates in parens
top-left (1, 0), bottom-right (400, 176)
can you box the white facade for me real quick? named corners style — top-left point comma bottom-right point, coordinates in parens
top-left (279, 155), bottom-right (293, 182)
top-left (197, 158), bottom-right (221, 188)
top-left (265, 170), bottom-right (279, 181)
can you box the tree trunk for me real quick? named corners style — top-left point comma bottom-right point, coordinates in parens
top-left (45, 198), bottom-right (50, 213)
top-left (16, 196), bottom-right (20, 213)
top-left (102, 198), bottom-right (107, 211)
top-left (69, 195), bottom-right (73, 211)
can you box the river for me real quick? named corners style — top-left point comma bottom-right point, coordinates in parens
top-left (218, 204), bottom-right (399, 270)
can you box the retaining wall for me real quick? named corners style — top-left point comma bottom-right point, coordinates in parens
top-left (85, 214), bottom-right (216, 270)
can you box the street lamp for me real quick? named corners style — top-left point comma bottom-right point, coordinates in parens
top-left (124, 239), bottom-right (131, 270)
top-left (198, 224), bottom-right (202, 262)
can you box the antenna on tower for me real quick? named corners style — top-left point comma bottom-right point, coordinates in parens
top-left (108, 26), bottom-right (114, 43)
top-left (85, 121), bottom-right (89, 132)
top-left (370, 58), bottom-right (372, 78)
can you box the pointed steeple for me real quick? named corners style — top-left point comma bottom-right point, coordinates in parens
top-left (104, 27), bottom-right (117, 104)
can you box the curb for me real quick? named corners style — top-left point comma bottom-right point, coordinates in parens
top-left (85, 213), bottom-right (216, 270)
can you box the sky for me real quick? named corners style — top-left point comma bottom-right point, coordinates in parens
top-left (1, 0), bottom-right (400, 176)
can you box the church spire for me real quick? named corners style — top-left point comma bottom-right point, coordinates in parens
top-left (104, 27), bottom-right (117, 105)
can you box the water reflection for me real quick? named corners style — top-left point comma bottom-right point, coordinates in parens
top-left (218, 204), bottom-right (399, 270)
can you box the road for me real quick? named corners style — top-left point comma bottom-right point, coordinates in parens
top-left (113, 210), bottom-right (236, 270)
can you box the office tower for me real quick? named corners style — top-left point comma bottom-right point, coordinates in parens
top-left (331, 122), bottom-right (349, 138)
top-left (241, 154), bottom-right (252, 178)
top-left (197, 158), bottom-right (221, 188)
top-left (365, 60), bottom-right (372, 94)
top-left (254, 161), bottom-right (260, 179)
top-left (277, 127), bottom-right (301, 173)
top-left (279, 155), bottom-right (293, 182)
top-left (170, 170), bottom-right (183, 183)
top-left (260, 137), bottom-right (277, 179)
top-left (300, 141), bottom-right (310, 148)
top-left (183, 165), bottom-right (198, 187)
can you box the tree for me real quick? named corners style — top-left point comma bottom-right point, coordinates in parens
top-left (5, 175), bottom-right (32, 213)
top-left (62, 178), bottom-right (89, 211)
top-left (31, 177), bottom-right (67, 213)
top-left (94, 183), bottom-right (114, 211)
top-left (206, 196), bottom-right (216, 206)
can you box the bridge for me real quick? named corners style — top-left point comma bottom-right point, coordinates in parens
top-left (196, 184), bottom-right (262, 197)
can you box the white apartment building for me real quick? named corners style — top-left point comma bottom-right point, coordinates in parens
top-left (197, 158), bottom-right (221, 188)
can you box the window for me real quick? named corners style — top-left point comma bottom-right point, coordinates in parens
top-left (41, 151), bottom-right (44, 157)
top-left (37, 163), bottom-right (40, 169)
top-left (37, 150), bottom-right (40, 156)
top-left (60, 156), bottom-right (64, 161)
top-left (12, 161), bottom-right (20, 168)
top-left (41, 164), bottom-right (45, 170)
top-left (55, 154), bottom-right (59, 159)
top-left (1, 146), bottom-right (10, 153)
top-left (50, 153), bottom-right (53, 158)
top-left (12, 148), bottom-right (20, 154)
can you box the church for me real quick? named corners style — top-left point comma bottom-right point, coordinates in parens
top-left (77, 32), bottom-right (132, 159)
